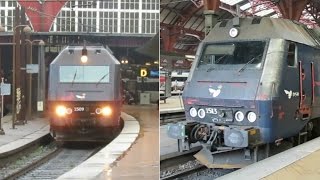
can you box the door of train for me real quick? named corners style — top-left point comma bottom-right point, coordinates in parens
top-left (298, 45), bottom-right (312, 120)
top-left (283, 43), bottom-right (300, 120)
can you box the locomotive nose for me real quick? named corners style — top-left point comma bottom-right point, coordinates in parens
top-left (183, 68), bottom-right (262, 105)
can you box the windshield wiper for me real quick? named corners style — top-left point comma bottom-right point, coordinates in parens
top-left (71, 70), bottom-right (77, 87)
top-left (96, 73), bottom-right (109, 87)
top-left (238, 54), bottom-right (262, 73)
top-left (207, 54), bottom-right (228, 72)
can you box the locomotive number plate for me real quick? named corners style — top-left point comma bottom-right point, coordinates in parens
top-left (74, 107), bottom-right (85, 112)
top-left (206, 108), bottom-right (217, 114)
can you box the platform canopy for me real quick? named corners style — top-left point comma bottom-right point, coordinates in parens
top-left (161, 0), bottom-right (320, 54)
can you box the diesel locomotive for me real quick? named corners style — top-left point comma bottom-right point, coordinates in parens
top-left (48, 45), bottom-right (121, 142)
top-left (167, 17), bottom-right (320, 167)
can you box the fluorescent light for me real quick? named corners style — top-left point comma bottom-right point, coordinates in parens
top-left (185, 55), bottom-right (195, 59)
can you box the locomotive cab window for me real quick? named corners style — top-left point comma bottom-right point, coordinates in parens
top-left (287, 43), bottom-right (297, 67)
top-left (59, 66), bottom-right (110, 83)
top-left (198, 41), bottom-right (266, 68)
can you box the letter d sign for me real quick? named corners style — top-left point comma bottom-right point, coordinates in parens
top-left (140, 68), bottom-right (148, 77)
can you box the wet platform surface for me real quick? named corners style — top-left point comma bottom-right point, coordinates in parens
top-left (98, 105), bottom-right (159, 179)
top-left (58, 110), bottom-right (141, 180)
top-left (219, 137), bottom-right (320, 180)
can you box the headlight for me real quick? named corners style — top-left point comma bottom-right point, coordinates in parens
top-left (229, 28), bottom-right (239, 38)
top-left (102, 106), bottom-right (112, 116)
top-left (56, 105), bottom-right (67, 117)
top-left (95, 108), bottom-right (102, 114)
top-left (198, 109), bottom-right (205, 119)
top-left (189, 107), bottom-right (197, 117)
top-left (247, 112), bottom-right (257, 122)
top-left (66, 108), bottom-right (72, 114)
top-left (234, 111), bottom-right (244, 122)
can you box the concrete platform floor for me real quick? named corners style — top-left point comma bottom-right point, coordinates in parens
top-left (219, 137), bottom-right (320, 180)
top-left (98, 105), bottom-right (159, 180)
top-left (0, 115), bottom-right (49, 157)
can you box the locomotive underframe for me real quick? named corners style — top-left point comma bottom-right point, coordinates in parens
top-left (168, 118), bottom-right (318, 168)
top-left (50, 116), bottom-right (121, 142)
top-left (170, 122), bottom-right (261, 151)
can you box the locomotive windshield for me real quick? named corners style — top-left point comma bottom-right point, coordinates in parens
top-left (198, 41), bottom-right (266, 68)
top-left (59, 66), bottom-right (110, 83)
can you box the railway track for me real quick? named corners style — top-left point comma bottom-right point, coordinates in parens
top-left (160, 148), bottom-right (205, 180)
top-left (2, 118), bottom-right (123, 180)
top-left (162, 163), bottom-right (206, 180)
top-left (160, 149), bottom-right (236, 180)
top-left (5, 143), bottom-right (103, 180)
top-left (160, 141), bottom-right (298, 180)
top-left (160, 111), bottom-right (185, 125)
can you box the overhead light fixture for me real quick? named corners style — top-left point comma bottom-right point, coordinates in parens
top-left (184, 33), bottom-right (202, 41)
top-left (185, 55), bottom-right (195, 59)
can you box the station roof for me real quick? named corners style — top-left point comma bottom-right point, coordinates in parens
top-left (160, 0), bottom-right (320, 54)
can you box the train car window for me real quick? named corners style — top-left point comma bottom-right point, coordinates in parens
top-left (287, 43), bottom-right (296, 67)
top-left (198, 41), bottom-right (266, 67)
top-left (59, 66), bottom-right (110, 83)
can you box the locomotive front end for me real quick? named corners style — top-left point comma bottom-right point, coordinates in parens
top-left (49, 101), bottom-right (121, 141)
top-left (166, 18), bottom-right (288, 168)
top-left (48, 46), bottom-right (122, 142)
top-left (166, 16), bottom-right (320, 168)
top-left (168, 40), bottom-right (267, 150)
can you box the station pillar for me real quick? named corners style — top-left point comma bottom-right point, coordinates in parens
top-left (203, 0), bottom-right (221, 35)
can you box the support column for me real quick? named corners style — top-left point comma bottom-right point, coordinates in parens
top-left (25, 34), bottom-right (31, 122)
top-left (276, 0), bottom-right (309, 21)
top-left (203, 0), bottom-right (220, 35)
top-left (37, 44), bottom-right (45, 117)
top-left (161, 26), bottom-right (178, 53)
top-left (19, 7), bottom-right (27, 124)
top-left (13, 6), bottom-right (22, 126)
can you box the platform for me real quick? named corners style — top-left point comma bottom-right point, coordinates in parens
top-left (160, 96), bottom-right (184, 114)
top-left (102, 105), bottom-right (159, 179)
top-left (0, 115), bottom-right (49, 158)
top-left (219, 137), bottom-right (320, 180)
